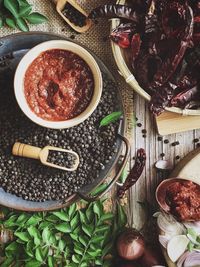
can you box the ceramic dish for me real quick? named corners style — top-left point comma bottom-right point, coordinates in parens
top-left (14, 40), bottom-right (103, 129)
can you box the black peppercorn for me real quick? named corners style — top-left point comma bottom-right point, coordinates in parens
top-left (164, 139), bottom-right (169, 144)
top-left (0, 72), bottom-right (121, 202)
top-left (62, 3), bottom-right (87, 27)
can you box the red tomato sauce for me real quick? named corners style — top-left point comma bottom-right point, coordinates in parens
top-left (166, 180), bottom-right (200, 221)
top-left (24, 49), bottom-right (94, 121)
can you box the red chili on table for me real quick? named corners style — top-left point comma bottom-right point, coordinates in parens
top-left (24, 49), bottom-right (94, 121)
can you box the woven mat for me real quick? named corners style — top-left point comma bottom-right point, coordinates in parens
top-left (0, 0), bottom-right (135, 206)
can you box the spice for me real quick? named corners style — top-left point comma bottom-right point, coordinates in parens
top-left (193, 138), bottom-right (199, 143)
top-left (24, 49), bottom-right (94, 121)
top-left (172, 141), bottom-right (180, 146)
top-left (137, 123), bottom-right (142, 127)
top-left (166, 180), bottom-right (200, 221)
top-left (142, 129), bottom-right (147, 134)
top-left (47, 150), bottom-right (77, 169)
top-left (157, 136), bottom-right (163, 141)
top-left (164, 139), bottom-right (169, 144)
top-left (62, 3), bottom-right (87, 27)
top-left (118, 148), bottom-right (146, 198)
top-left (160, 153), bottom-right (165, 157)
top-left (142, 134), bottom-right (146, 138)
top-left (69, 34), bottom-right (75, 39)
top-left (175, 155), bottom-right (180, 160)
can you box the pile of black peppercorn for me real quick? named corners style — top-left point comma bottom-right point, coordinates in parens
top-left (0, 68), bottom-right (120, 202)
top-left (62, 3), bottom-right (87, 27)
top-left (47, 150), bottom-right (77, 169)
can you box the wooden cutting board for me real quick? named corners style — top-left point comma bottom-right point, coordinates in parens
top-left (160, 148), bottom-right (200, 267)
top-left (156, 111), bottom-right (200, 135)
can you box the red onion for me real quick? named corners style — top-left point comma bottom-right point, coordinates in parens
top-left (117, 229), bottom-right (145, 260)
top-left (140, 246), bottom-right (166, 267)
top-left (177, 251), bottom-right (190, 267)
top-left (183, 251), bottom-right (200, 267)
top-left (117, 263), bottom-right (139, 267)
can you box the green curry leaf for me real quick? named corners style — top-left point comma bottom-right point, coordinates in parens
top-left (25, 12), bottom-right (48, 24)
top-left (100, 111), bottom-right (122, 127)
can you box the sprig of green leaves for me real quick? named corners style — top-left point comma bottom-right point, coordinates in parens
top-left (0, 0), bottom-right (48, 31)
top-left (0, 200), bottom-right (127, 266)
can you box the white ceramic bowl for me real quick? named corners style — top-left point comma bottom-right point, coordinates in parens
top-left (14, 40), bottom-right (103, 129)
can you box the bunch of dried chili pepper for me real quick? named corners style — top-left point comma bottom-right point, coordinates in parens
top-left (89, 0), bottom-right (200, 115)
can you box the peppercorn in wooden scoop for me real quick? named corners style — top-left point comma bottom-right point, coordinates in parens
top-left (12, 142), bottom-right (80, 172)
top-left (52, 0), bottom-right (92, 33)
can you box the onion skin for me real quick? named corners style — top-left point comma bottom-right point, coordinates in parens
top-left (115, 258), bottom-right (140, 267)
top-left (117, 263), bottom-right (139, 267)
top-left (117, 229), bottom-right (145, 261)
top-left (140, 246), bottom-right (166, 267)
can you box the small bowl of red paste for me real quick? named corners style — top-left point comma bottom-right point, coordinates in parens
top-left (14, 40), bottom-right (102, 129)
top-left (156, 178), bottom-right (200, 222)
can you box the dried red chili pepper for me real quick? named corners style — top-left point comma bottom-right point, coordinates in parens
top-left (135, 51), bottom-right (162, 88)
top-left (117, 148), bottom-right (146, 198)
top-left (110, 22), bottom-right (137, 49)
top-left (171, 85), bottom-right (199, 108)
top-left (184, 100), bottom-right (200, 109)
top-left (185, 44), bottom-right (200, 68)
top-left (145, 0), bottom-right (157, 34)
top-left (149, 82), bottom-right (176, 116)
top-left (88, 4), bottom-right (142, 23)
top-left (150, 4), bottom-right (193, 89)
top-left (162, 1), bottom-right (188, 38)
top-left (131, 33), bottom-right (142, 66)
top-left (149, 38), bottom-right (179, 56)
top-left (193, 15), bottom-right (200, 42)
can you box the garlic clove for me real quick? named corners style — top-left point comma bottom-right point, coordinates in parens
top-left (155, 160), bottom-right (173, 171)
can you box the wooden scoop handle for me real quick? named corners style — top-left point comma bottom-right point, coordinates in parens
top-left (12, 142), bottom-right (41, 160)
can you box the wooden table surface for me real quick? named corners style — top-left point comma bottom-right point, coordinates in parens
top-left (127, 92), bottom-right (199, 231)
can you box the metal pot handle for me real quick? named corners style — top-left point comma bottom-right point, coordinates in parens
top-left (77, 134), bottom-right (130, 202)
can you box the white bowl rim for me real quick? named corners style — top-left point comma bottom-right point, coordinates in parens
top-left (14, 40), bottom-right (103, 129)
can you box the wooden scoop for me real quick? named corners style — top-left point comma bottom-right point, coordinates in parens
top-left (12, 142), bottom-right (79, 172)
top-left (52, 0), bottom-right (92, 33)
